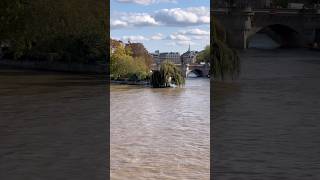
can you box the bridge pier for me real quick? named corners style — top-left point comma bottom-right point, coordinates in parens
top-left (214, 8), bottom-right (254, 49)
top-left (227, 29), bottom-right (250, 49)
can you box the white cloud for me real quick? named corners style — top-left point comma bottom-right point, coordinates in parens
top-left (111, 6), bottom-right (209, 29)
top-left (116, 0), bottom-right (153, 5)
top-left (166, 28), bottom-right (209, 43)
top-left (192, 35), bottom-right (207, 40)
top-left (165, 41), bottom-right (196, 49)
top-left (122, 35), bottom-right (149, 42)
top-left (110, 20), bottom-right (128, 28)
top-left (154, 7), bottom-right (209, 26)
top-left (179, 28), bottom-right (210, 36)
top-left (167, 34), bottom-right (190, 41)
top-left (111, 12), bottom-right (158, 28)
top-left (158, 0), bottom-right (177, 3)
top-left (150, 33), bottom-right (164, 40)
top-left (176, 40), bottom-right (196, 46)
top-left (116, 0), bottom-right (177, 5)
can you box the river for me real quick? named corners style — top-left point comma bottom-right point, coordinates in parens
top-left (111, 79), bottom-right (210, 179)
top-left (213, 49), bottom-right (320, 179)
top-left (0, 68), bottom-right (108, 179)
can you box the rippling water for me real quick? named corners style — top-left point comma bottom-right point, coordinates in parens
top-left (213, 49), bottom-right (320, 179)
top-left (0, 68), bottom-right (108, 179)
top-left (111, 79), bottom-right (210, 179)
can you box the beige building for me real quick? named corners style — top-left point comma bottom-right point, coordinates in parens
top-left (151, 50), bottom-right (181, 64)
top-left (181, 45), bottom-right (197, 65)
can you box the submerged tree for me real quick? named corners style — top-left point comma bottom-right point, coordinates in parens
top-left (150, 61), bottom-right (185, 88)
top-left (211, 17), bottom-right (240, 80)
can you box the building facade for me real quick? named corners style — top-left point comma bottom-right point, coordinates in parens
top-left (151, 50), bottom-right (181, 64)
top-left (181, 46), bottom-right (198, 65)
top-left (151, 46), bottom-right (199, 65)
top-left (150, 50), bottom-right (160, 64)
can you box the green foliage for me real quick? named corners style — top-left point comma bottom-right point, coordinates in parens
top-left (150, 71), bottom-right (165, 88)
top-left (211, 17), bottom-right (240, 80)
top-left (125, 43), bottom-right (153, 68)
top-left (196, 45), bottom-right (210, 63)
top-left (150, 61), bottom-right (185, 88)
top-left (0, 0), bottom-right (107, 62)
top-left (110, 40), bottom-right (150, 81)
top-left (273, 0), bottom-right (289, 8)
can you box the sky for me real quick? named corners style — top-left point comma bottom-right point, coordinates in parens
top-left (110, 0), bottom-right (210, 54)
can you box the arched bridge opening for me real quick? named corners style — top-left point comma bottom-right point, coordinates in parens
top-left (187, 69), bottom-right (204, 78)
top-left (248, 24), bottom-right (302, 49)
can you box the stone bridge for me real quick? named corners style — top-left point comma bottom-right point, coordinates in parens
top-left (151, 63), bottom-right (210, 78)
top-left (177, 63), bottom-right (210, 77)
top-left (212, 8), bottom-right (320, 49)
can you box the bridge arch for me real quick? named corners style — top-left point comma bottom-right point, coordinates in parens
top-left (247, 24), bottom-right (302, 48)
top-left (187, 69), bottom-right (204, 77)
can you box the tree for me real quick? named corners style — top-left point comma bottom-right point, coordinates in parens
top-left (196, 45), bottom-right (210, 63)
top-left (272, 0), bottom-right (288, 8)
top-left (110, 39), bottom-right (150, 81)
top-left (150, 61), bottom-right (185, 88)
top-left (211, 16), bottom-right (240, 80)
top-left (125, 42), bottom-right (153, 68)
top-left (0, 0), bottom-right (107, 62)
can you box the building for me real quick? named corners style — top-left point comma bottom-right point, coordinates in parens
top-left (150, 50), bottom-right (160, 64)
top-left (151, 50), bottom-right (181, 64)
top-left (181, 45), bottom-right (198, 65)
top-left (151, 45), bottom-right (199, 65)
top-left (159, 52), bottom-right (181, 64)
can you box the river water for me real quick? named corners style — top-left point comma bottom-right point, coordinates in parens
top-left (213, 49), bottom-right (320, 179)
top-left (0, 68), bottom-right (108, 179)
top-left (111, 79), bottom-right (210, 179)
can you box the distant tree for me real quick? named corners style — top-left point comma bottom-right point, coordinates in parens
top-left (196, 45), bottom-right (210, 63)
top-left (110, 39), bottom-right (150, 80)
top-left (125, 42), bottom-right (153, 68)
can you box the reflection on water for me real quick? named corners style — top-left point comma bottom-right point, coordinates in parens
top-left (111, 79), bottom-right (210, 179)
top-left (213, 49), bottom-right (320, 179)
top-left (248, 33), bottom-right (280, 49)
top-left (0, 67), bottom-right (108, 180)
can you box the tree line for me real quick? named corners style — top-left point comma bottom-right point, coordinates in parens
top-left (110, 39), bottom-right (152, 81)
top-left (110, 39), bottom-right (186, 87)
top-left (0, 0), bottom-right (107, 63)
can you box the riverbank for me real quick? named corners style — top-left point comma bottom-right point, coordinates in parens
top-left (0, 58), bottom-right (107, 74)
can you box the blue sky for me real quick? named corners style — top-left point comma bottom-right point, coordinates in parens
top-left (110, 0), bottom-right (210, 54)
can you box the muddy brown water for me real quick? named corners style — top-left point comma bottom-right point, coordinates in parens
top-left (0, 68), bottom-right (108, 180)
top-left (213, 49), bottom-right (320, 179)
top-left (111, 79), bottom-right (210, 179)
